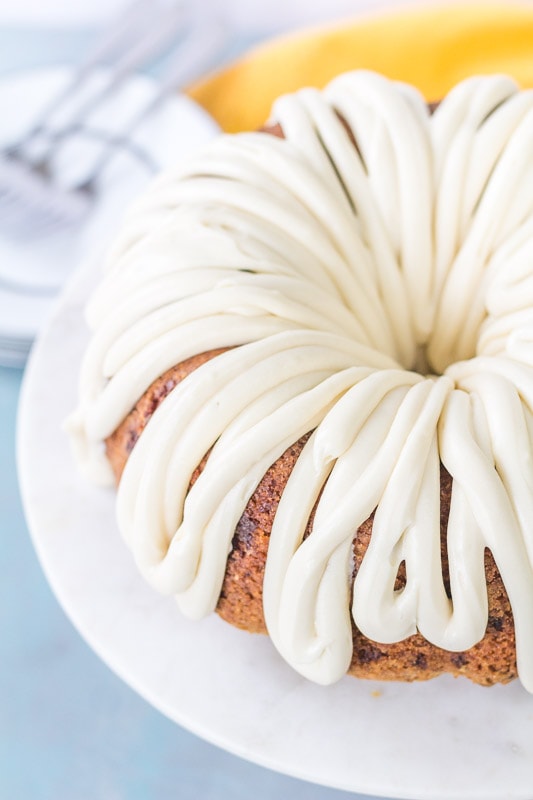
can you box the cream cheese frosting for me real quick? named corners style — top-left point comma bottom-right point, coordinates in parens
top-left (67, 71), bottom-right (533, 690)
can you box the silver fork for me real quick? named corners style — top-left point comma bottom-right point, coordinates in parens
top-left (69, 13), bottom-right (227, 197)
top-left (0, 0), bottom-right (195, 240)
top-left (4, 0), bottom-right (173, 161)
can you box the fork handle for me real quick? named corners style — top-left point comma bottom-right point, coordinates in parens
top-left (81, 11), bottom-right (226, 188)
top-left (78, 0), bottom-right (167, 76)
top-left (12, 0), bottom-right (187, 153)
top-left (39, 1), bottom-right (192, 158)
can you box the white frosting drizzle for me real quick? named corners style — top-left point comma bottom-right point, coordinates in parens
top-left (67, 71), bottom-right (533, 691)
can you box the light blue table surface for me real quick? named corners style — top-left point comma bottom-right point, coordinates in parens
top-left (0, 25), bottom-right (384, 800)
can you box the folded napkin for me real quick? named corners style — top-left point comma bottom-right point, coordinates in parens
top-left (189, 2), bottom-right (533, 132)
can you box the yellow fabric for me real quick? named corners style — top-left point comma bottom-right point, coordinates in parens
top-left (188, 3), bottom-right (533, 132)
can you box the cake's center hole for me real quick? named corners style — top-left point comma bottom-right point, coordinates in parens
top-left (408, 334), bottom-right (478, 378)
top-left (411, 344), bottom-right (433, 377)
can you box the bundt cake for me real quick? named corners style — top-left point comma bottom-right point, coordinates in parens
top-left (68, 70), bottom-right (533, 691)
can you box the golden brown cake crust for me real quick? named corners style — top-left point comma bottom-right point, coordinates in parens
top-left (106, 356), bottom-right (517, 687)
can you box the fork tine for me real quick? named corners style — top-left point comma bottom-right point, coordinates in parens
top-left (0, 154), bottom-right (91, 240)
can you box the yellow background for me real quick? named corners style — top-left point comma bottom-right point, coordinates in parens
top-left (189, 3), bottom-right (533, 132)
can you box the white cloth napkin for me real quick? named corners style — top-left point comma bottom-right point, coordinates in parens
top-left (0, 66), bottom-right (219, 362)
